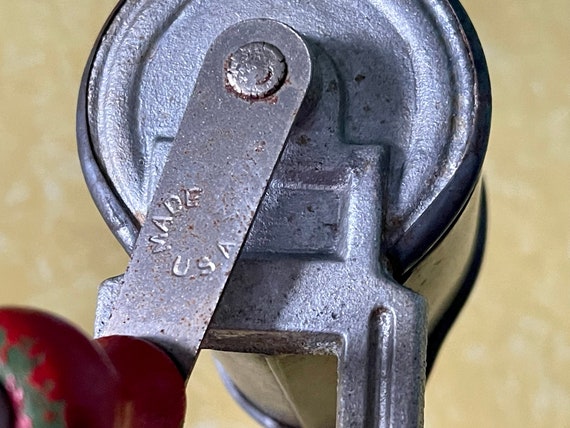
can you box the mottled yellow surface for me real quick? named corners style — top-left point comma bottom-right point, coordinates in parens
top-left (0, 1), bottom-right (568, 427)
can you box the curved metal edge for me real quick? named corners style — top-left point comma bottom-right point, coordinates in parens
top-left (425, 182), bottom-right (487, 376)
top-left (79, 0), bottom-right (491, 275)
top-left (387, 0), bottom-right (492, 276)
top-left (215, 360), bottom-right (297, 428)
top-left (76, 0), bottom-right (138, 255)
top-left (213, 187), bottom-right (486, 427)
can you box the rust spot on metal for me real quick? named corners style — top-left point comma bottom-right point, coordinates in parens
top-left (354, 74), bottom-right (366, 83)
top-left (297, 135), bottom-right (311, 145)
top-left (255, 141), bottom-right (266, 152)
top-left (326, 80), bottom-right (338, 93)
top-left (263, 94), bottom-right (279, 104)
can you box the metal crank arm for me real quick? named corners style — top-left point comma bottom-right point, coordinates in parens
top-left (99, 19), bottom-right (313, 375)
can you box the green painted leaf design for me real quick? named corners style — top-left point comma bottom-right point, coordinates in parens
top-left (0, 327), bottom-right (66, 427)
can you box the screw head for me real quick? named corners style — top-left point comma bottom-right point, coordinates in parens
top-left (225, 42), bottom-right (287, 100)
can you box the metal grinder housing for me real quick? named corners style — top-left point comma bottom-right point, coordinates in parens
top-left (77, 0), bottom-right (491, 426)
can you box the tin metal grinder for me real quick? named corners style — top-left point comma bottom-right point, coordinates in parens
top-left (77, 0), bottom-right (491, 426)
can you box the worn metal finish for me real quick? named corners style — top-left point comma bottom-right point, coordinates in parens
top-left (79, 0), bottom-right (491, 426)
top-left (225, 42), bottom-right (287, 99)
top-left (97, 148), bottom-right (428, 427)
top-left (203, 148), bottom-right (428, 427)
top-left (84, 0), bottom-right (489, 265)
top-left (99, 19), bottom-right (313, 375)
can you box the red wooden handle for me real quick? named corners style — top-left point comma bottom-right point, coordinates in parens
top-left (0, 308), bottom-right (186, 428)
top-left (96, 335), bottom-right (186, 428)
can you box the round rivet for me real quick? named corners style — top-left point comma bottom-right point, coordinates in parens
top-left (225, 42), bottom-right (287, 100)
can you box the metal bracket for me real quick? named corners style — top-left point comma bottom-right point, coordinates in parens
top-left (205, 148), bottom-right (428, 427)
top-left (97, 147), bottom-right (428, 427)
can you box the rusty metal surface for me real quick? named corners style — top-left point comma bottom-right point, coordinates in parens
top-left (80, 0), bottom-right (491, 426)
top-left (83, 0), bottom-right (489, 270)
top-left (98, 19), bottom-right (313, 375)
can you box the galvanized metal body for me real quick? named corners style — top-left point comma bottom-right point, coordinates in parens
top-left (78, 0), bottom-right (491, 426)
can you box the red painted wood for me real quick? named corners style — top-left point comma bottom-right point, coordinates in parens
top-left (0, 307), bottom-right (122, 428)
top-left (97, 336), bottom-right (186, 428)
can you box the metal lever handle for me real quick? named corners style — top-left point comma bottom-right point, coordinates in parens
top-left (99, 19), bottom-right (313, 375)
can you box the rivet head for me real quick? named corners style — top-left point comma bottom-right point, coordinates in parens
top-left (225, 42), bottom-right (287, 100)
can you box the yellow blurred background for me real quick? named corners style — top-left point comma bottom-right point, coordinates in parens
top-left (0, 1), bottom-right (568, 426)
